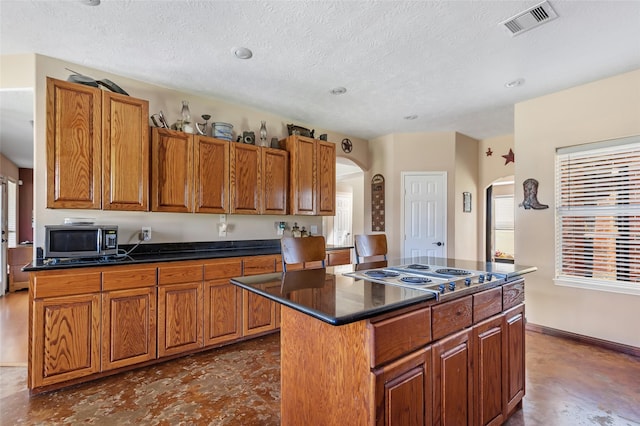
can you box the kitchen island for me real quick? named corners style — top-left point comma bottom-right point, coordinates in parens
top-left (230, 259), bottom-right (535, 426)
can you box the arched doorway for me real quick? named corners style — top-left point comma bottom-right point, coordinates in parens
top-left (485, 176), bottom-right (515, 263)
top-left (324, 157), bottom-right (364, 247)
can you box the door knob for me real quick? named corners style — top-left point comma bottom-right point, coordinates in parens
top-left (433, 242), bottom-right (443, 246)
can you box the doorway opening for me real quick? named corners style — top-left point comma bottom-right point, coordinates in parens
top-left (323, 157), bottom-right (363, 248)
top-left (485, 176), bottom-right (515, 263)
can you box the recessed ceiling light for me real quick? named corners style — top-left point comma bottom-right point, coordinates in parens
top-left (404, 115), bottom-right (418, 120)
top-left (81, 0), bottom-right (100, 5)
top-left (330, 87), bottom-right (347, 95)
top-left (233, 47), bottom-right (253, 60)
top-left (505, 78), bottom-right (525, 88)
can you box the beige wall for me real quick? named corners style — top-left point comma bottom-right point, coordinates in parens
top-left (367, 131), bottom-right (480, 260)
top-left (0, 54), bottom-right (35, 88)
top-left (0, 54), bottom-right (371, 248)
top-left (0, 153), bottom-right (19, 179)
top-left (454, 133), bottom-right (479, 261)
top-left (478, 135), bottom-right (515, 258)
top-left (515, 68), bottom-right (640, 347)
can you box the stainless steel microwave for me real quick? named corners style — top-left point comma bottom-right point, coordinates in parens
top-left (44, 225), bottom-right (118, 258)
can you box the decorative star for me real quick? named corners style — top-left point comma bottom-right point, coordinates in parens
top-left (486, 148), bottom-right (493, 156)
top-left (502, 148), bottom-right (515, 165)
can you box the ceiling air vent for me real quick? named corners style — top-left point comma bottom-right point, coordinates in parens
top-left (500, 1), bottom-right (558, 36)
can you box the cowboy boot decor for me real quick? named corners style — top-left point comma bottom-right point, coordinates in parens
top-left (520, 178), bottom-right (549, 210)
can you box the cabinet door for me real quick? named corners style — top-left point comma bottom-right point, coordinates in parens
top-left (242, 255), bottom-right (278, 335)
top-left (327, 248), bottom-right (351, 266)
top-left (102, 92), bottom-right (149, 211)
top-left (204, 280), bottom-right (242, 346)
top-left (46, 77), bottom-right (101, 209)
top-left (504, 304), bottom-right (525, 415)
top-left (242, 289), bottom-right (276, 336)
top-left (262, 147), bottom-right (289, 214)
top-left (374, 346), bottom-right (432, 426)
top-left (194, 135), bottom-right (230, 213)
top-left (473, 315), bottom-right (505, 426)
top-left (31, 293), bottom-right (101, 388)
top-left (287, 136), bottom-right (316, 215)
top-left (151, 128), bottom-right (193, 212)
top-left (157, 282), bottom-right (204, 357)
top-left (101, 286), bottom-right (157, 371)
top-left (316, 139), bottom-right (336, 216)
top-left (432, 329), bottom-right (473, 426)
top-left (230, 143), bottom-right (261, 214)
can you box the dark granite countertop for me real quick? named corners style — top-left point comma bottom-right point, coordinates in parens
top-left (23, 239), bottom-right (353, 271)
top-left (230, 258), bottom-right (536, 326)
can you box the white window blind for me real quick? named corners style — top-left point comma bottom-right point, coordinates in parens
top-left (555, 137), bottom-right (640, 294)
top-left (7, 180), bottom-right (17, 248)
top-left (494, 196), bottom-right (515, 230)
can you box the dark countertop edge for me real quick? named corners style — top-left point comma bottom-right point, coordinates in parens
top-left (503, 266), bottom-right (538, 279)
top-left (23, 241), bottom-right (354, 272)
top-left (230, 274), bottom-right (437, 326)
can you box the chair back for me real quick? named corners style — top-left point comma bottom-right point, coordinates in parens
top-left (280, 236), bottom-right (327, 271)
top-left (354, 234), bottom-right (388, 264)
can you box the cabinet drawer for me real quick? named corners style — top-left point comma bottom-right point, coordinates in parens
top-left (32, 271), bottom-right (101, 298)
top-left (369, 306), bottom-right (431, 367)
top-left (158, 262), bottom-right (204, 285)
top-left (102, 266), bottom-right (157, 291)
top-left (473, 286), bottom-right (502, 323)
top-left (503, 279), bottom-right (525, 310)
top-left (204, 258), bottom-right (243, 280)
top-left (431, 296), bottom-right (472, 340)
top-left (243, 255), bottom-right (277, 276)
top-left (327, 249), bottom-right (351, 266)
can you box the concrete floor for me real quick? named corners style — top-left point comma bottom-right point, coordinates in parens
top-left (1, 288), bottom-right (639, 425)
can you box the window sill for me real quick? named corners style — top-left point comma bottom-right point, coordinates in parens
top-left (554, 277), bottom-right (640, 297)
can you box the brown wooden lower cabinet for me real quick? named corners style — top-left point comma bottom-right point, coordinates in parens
top-left (473, 314), bottom-right (505, 426)
top-left (432, 328), bottom-right (474, 426)
top-left (242, 289), bottom-right (277, 335)
top-left (374, 346), bottom-right (432, 426)
top-left (101, 287), bottom-right (157, 371)
top-left (31, 293), bottom-right (101, 388)
top-left (504, 303), bottom-right (526, 415)
top-left (204, 280), bottom-right (242, 346)
top-left (157, 282), bottom-right (204, 357)
top-left (242, 255), bottom-right (279, 336)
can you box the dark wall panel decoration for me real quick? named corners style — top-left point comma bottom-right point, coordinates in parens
top-left (371, 174), bottom-right (385, 231)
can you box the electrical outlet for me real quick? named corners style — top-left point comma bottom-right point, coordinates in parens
top-left (141, 227), bottom-right (152, 241)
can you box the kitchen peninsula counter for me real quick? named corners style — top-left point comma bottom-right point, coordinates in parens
top-left (24, 239), bottom-right (352, 395)
top-left (230, 259), bottom-right (535, 426)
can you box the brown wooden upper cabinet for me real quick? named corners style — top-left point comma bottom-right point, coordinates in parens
top-left (283, 135), bottom-right (335, 216)
top-left (152, 128), bottom-right (232, 214)
top-left (194, 135), bottom-right (230, 213)
top-left (151, 128), bottom-right (194, 213)
top-left (46, 77), bottom-right (149, 210)
top-left (230, 143), bottom-right (261, 214)
top-left (102, 92), bottom-right (150, 211)
top-left (229, 144), bottom-right (289, 215)
top-left (262, 147), bottom-right (289, 215)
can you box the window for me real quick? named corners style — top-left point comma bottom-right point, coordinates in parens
top-left (555, 136), bottom-right (640, 295)
top-left (7, 179), bottom-right (17, 248)
top-left (494, 195), bottom-right (515, 262)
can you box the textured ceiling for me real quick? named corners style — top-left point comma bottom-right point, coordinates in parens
top-left (1, 0), bottom-right (640, 169)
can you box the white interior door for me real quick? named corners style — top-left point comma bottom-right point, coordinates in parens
top-left (0, 177), bottom-right (7, 296)
top-left (403, 172), bottom-right (447, 260)
top-left (334, 192), bottom-right (353, 246)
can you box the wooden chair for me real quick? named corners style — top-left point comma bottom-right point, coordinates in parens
top-left (280, 235), bottom-right (327, 272)
top-left (354, 234), bottom-right (388, 264)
